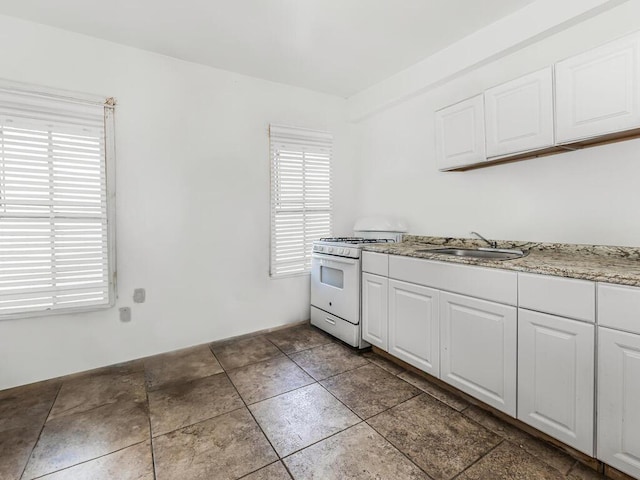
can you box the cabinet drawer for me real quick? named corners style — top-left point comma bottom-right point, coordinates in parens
top-left (362, 251), bottom-right (388, 276)
top-left (518, 273), bottom-right (595, 323)
top-left (389, 255), bottom-right (517, 305)
top-left (598, 283), bottom-right (640, 334)
top-left (310, 306), bottom-right (360, 347)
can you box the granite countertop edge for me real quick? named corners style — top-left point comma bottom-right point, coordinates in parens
top-left (361, 235), bottom-right (640, 287)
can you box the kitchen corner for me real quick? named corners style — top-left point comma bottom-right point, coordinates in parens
top-left (360, 233), bottom-right (640, 479)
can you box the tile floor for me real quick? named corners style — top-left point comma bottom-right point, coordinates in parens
top-left (0, 323), bottom-right (611, 480)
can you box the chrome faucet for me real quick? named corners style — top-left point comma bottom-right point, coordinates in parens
top-left (470, 231), bottom-right (497, 249)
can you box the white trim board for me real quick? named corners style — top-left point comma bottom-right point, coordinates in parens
top-left (346, 0), bottom-right (630, 122)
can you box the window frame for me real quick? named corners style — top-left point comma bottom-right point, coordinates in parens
top-left (269, 124), bottom-right (333, 278)
top-left (0, 79), bottom-right (116, 320)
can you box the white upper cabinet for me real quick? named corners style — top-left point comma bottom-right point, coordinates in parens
top-left (435, 94), bottom-right (486, 170)
top-left (485, 67), bottom-right (555, 157)
top-left (556, 31), bottom-right (640, 143)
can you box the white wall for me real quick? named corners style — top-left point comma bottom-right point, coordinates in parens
top-left (355, 0), bottom-right (640, 247)
top-left (4, 1), bottom-right (640, 390)
top-left (0, 15), bottom-right (357, 390)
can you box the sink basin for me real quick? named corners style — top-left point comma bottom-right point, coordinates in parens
top-left (415, 247), bottom-right (529, 261)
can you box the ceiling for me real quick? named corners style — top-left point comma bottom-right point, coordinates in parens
top-left (0, 0), bottom-right (536, 97)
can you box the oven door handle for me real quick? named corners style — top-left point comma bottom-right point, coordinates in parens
top-left (311, 252), bottom-right (358, 266)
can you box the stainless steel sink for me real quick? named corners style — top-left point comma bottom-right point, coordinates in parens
top-left (415, 247), bottom-right (529, 261)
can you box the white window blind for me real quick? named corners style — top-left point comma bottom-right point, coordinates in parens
top-left (0, 85), bottom-right (115, 318)
top-left (270, 124), bottom-right (332, 277)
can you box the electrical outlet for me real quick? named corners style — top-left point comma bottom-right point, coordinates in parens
top-left (119, 307), bottom-right (131, 322)
top-left (133, 288), bottom-right (146, 303)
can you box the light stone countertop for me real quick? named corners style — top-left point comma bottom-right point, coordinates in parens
top-left (362, 235), bottom-right (640, 287)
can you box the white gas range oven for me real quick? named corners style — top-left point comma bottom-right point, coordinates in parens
top-left (310, 220), bottom-right (406, 348)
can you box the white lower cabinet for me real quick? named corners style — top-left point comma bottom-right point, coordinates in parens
top-left (598, 327), bottom-right (640, 479)
top-left (362, 272), bottom-right (388, 350)
top-left (360, 255), bottom-right (639, 472)
top-left (388, 279), bottom-right (440, 376)
top-left (440, 292), bottom-right (517, 416)
top-left (518, 309), bottom-right (595, 455)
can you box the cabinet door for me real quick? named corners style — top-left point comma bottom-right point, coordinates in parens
top-left (388, 279), bottom-right (439, 376)
top-left (440, 292), bottom-right (517, 415)
top-left (598, 327), bottom-right (640, 479)
top-left (362, 273), bottom-right (388, 350)
top-left (485, 67), bottom-right (554, 157)
top-left (518, 310), bottom-right (595, 455)
top-left (435, 94), bottom-right (486, 170)
top-left (556, 32), bottom-right (640, 143)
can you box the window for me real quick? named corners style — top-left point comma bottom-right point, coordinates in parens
top-left (0, 82), bottom-right (115, 318)
top-left (270, 124), bottom-right (332, 277)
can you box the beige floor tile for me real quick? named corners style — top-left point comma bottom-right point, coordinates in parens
top-left (289, 343), bottom-right (369, 381)
top-left (397, 371), bottom-right (469, 411)
top-left (463, 405), bottom-right (575, 474)
top-left (153, 408), bottom-right (277, 480)
top-left (37, 441), bottom-right (154, 480)
top-left (284, 423), bottom-right (430, 480)
top-left (48, 371), bottom-right (146, 421)
top-left (463, 405), bottom-right (523, 437)
top-left (456, 441), bottom-right (564, 480)
top-left (320, 363), bottom-right (421, 419)
top-left (362, 351), bottom-right (406, 375)
top-left (0, 426), bottom-right (40, 480)
top-left (22, 400), bottom-right (150, 479)
top-left (228, 356), bottom-right (314, 404)
top-left (266, 325), bottom-right (333, 354)
top-left (368, 394), bottom-right (500, 480)
top-left (241, 461), bottom-right (292, 480)
top-left (211, 336), bottom-right (284, 371)
top-left (1, 333), bottom-right (600, 480)
top-left (149, 373), bottom-right (244, 436)
top-left (0, 381), bottom-right (60, 433)
top-left (249, 383), bottom-right (360, 457)
top-left (144, 345), bottom-right (223, 391)
top-left (567, 462), bottom-right (606, 479)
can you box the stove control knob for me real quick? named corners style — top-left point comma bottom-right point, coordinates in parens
top-left (344, 248), bottom-right (350, 256)
top-left (328, 247), bottom-right (334, 253)
top-left (317, 246), bottom-right (324, 252)
top-left (338, 248), bottom-right (344, 255)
